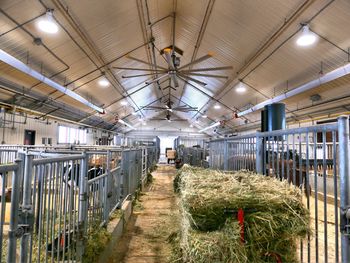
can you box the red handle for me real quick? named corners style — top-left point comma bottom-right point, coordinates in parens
top-left (237, 208), bottom-right (245, 244)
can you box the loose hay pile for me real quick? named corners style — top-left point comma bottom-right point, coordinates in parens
top-left (175, 165), bottom-right (310, 263)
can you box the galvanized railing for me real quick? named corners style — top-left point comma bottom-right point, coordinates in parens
top-left (177, 147), bottom-right (208, 167)
top-left (208, 116), bottom-right (350, 263)
top-left (0, 145), bottom-right (159, 262)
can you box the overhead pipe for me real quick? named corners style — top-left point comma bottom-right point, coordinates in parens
top-left (199, 121), bottom-right (220, 133)
top-left (48, 0), bottom-right (146, 117)
top-left (0, 49), bottom-right (104, 113)
top-left (194, 0), bottom-right (335, 120)
top-left (238, 62), bottom-right (350, 117)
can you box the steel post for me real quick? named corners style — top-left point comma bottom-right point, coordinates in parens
top-left (223, 139), bottom-right (228, 170)
top-left (104, 150), bottom-right (111, 223)
top-left (76, 153), bottom-right (88, 261)
top-left (18, 153), bottom-right (33, 263)
top-left (338, 116), bottom-right (350, 262)
top-left (7, 156), bottom-right (24, 263)
top-left (256, 134), bottom-right (264, 174)
top-left (122, 150), bottom-right (130, 199)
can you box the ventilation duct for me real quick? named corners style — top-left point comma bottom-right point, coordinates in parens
top-left (238, 63), bottom-right (350, 117)
top-left (0, 49), bottom-right (104, 113)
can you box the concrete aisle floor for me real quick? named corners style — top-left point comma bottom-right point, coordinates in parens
top-left (106, 165), bottom-right (178, 263)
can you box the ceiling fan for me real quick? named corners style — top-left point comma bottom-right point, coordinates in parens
top-left (150, 112), bottom-right (187, 122)
top-left (142, 99), bottom-right (197, 113)
top-left (113, 46), bottom-right (233, 88)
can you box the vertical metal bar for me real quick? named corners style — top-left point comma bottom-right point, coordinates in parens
top-left (276, 140), bottom-right (280, 180)
top-left (332, 130), bottom-right (339, 263)
top-left (56, 162), bottom-right (64, 262)
top-left (281, 138), bottom-right (285, 180)
top-left (322, 131), bottom-right (328, 263)
top-left (104, 151), bottom-right (111, 223)
top-left (51, 162), bottom-right (59, 263)
top-left (256, 134), bottom-right (264, 174)
top-left (313, 131), bottom-right (319, 263)
top-left (19, 153), bottom-right (33, 263)
top-left (292, 134), bottom-right (296, 185)
top-left (272, 139), bottom-right (275, 177)
top-left (0, 168), bottom-right (7, 260)
top-left (7, 157), bottom-right (23, 263)
top-left (306, 132), bottom-right (311, 262)
top-left (299, 132), bottom-right (303, 262)
top-left (267, 137), bottom-right (271, 176)
top-left (44, 164), bottom-right (53, 261)
top-left (337, 116), bottom-right (350, 262)
top-left (286, 135), bottom-right (290, 182)
top-left (38, 164), bottom-right (47, 262)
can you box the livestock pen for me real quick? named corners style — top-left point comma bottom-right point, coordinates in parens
top-left (0, 145), bottom-right (159, 262)
top-left (208, 116), bottom-right (350, 263)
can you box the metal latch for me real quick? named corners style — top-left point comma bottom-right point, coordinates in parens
top-left (341, 206), bottom-right (350, 237)
top-left (14, 208), bottom-right (34, 238)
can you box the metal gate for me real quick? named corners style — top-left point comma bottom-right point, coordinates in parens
top-left (0, 146), bottom-right (159, 262)
top-left (209, 116), bottom-right (350, 263)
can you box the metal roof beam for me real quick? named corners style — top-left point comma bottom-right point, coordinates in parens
top-left (0, 49), bottom-right (104, 113)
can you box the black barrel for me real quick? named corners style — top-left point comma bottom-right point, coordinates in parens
top-left (261, 109), bottom-right (268, 132)
top-left (263, 103), bottom-right (286, 140)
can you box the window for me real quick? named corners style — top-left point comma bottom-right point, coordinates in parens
top-left (58, 125), bottom-right (87, 144)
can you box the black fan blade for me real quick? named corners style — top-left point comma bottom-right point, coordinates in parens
top-left (180, 66), bottom-right (233, 72)
top-left (178, 54), bottom-right (212, 70)
top-left (122, 72), bottom-right (166, 78)
top-left (145, 74), bottom-right (169, 85)
top-left (179, 72), bottom-right (228, 79)
top-left (177, 73), bottom-right (207, 86)
top-left (126, 55), bottom-right (167, 70)
top-left (113, 66), bottom-right (165, 72)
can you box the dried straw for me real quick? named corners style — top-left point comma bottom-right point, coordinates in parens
top-left (175, 165), bottom-right (310, 262)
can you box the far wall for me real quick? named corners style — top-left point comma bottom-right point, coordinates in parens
top-left (0, 111), bottom-right (116, 145)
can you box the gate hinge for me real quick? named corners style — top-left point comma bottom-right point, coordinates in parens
top-left (341, 206), bottom-right (350, 237)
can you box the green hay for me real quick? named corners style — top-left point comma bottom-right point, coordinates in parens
top-left (82, 225), bottom-right (111, 263)
top-left (175, 165), bottom-right (311, 263)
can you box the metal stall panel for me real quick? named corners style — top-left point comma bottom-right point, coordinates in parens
top-left (208, 117), bottom-right (350, 263)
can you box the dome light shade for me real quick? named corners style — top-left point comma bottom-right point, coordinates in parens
top-left (296, 25), bottom-right (317, 47)
top-left (120, 101), bottom-right (128, 106)
top-left (98, 78), bottom-right (109, 87)
top-left (37, 10), bottom-right (58, 34)
top-left (235, 82), bottom-right (247, 93)
top-left (214, 104), bottom-right (221, 109)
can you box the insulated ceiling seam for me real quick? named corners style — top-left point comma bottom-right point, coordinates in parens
top-left (178, 0), bottom-right (215, 107)
top-left (49, 0), bottom-right (146, 120)
top-left (194, 0), bottom-right (334, 122)
top-left (0, 49), bottom-right (104, 113)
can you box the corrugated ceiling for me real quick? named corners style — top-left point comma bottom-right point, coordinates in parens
top-left (0, 0), bottom-right (349, 135)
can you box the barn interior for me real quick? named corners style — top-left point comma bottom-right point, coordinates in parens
top-left (0, 0), bottom-right (350, 262)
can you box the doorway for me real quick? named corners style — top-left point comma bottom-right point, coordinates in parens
top-left (24, 130), bottom-right (36, 145)
top-left (158, 136), bottom-right (177, 163)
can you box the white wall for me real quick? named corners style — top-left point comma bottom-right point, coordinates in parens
top-left (0, 112), bottom-right (115, 145)
top-left (159, 136), bottom-right (177, 155)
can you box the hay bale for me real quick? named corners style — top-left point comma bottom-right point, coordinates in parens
top-left (176, 165), bottom-right (310, 262)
